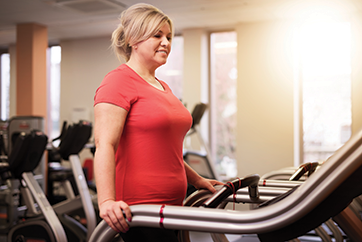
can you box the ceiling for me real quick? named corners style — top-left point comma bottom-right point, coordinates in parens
top-left (1, 0), bottom-right (362, 49)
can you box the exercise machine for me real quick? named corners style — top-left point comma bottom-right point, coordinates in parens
top-left (184, 103), bottom-right (224, 197)
top-left (184, 103), bottom-right (220, 181)
top-left (6, 116), bottom-right (46, 190)
top-left (0, 130), bottom-right (68, 242)
top-left (89, 125), bottom-right (362, 242)
top-left (3, 121), bottom-right (97, 242)
top-left (48, 120), bottom-right (97, 241)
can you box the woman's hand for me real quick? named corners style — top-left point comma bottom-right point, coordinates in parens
top-left (193, 177), bottom-right (224, 193)
top-left (184, 161), bottom-right (224, 193)
top-left (99, 200), bottom-right (132, 233)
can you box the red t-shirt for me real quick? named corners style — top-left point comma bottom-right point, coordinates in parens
top-left (94, 64), bottom-right (192, 206)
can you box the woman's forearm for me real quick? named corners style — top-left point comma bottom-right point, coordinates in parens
top-left (184, 161), bottom-right (202, 186)
top-left (94, 146), bottom-right (117, 206)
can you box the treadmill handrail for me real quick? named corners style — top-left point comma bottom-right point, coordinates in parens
top-left (289, 161), bottom-right (320, 181)
top-left (89, 128), bottom-right (362, 241)
top-left (202, 174), bottom-right (259, 208)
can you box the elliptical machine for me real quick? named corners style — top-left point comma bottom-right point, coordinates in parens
top-left (1, 121), bottom-right (97, 242)
top-left (47, 120), bottom-right (97, 241)
top-left (0, 130), bottom-right (68, 241)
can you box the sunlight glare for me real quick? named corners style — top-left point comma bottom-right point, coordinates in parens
top-left (300, 23), bottom-right (350, 77)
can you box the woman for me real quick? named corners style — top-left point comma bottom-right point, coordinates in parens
top-left (94, 3), bottom-right (223, 241)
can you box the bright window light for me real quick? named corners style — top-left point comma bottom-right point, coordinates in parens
top-left (1, 53), bottom-right (10, 121)
top-left (294, 21), bottom-right (352, 163)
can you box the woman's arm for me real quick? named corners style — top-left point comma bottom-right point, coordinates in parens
top-left (184, 161), bottom-right (224, 193)
top-left (94, 103), bottom-right (132, 233)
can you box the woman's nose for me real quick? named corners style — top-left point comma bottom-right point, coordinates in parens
top-left (161, 36), bottom-right (170, 46)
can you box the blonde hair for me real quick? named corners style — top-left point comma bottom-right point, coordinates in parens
top-left (111, 3), bottom-right (174, 62)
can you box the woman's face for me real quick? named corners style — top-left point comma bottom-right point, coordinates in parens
top-left (134, 22), bottom-right (172, 69)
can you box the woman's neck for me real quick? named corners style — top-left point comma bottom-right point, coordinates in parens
top-left (126, 60), bottom-right (164, 91)
top-left (126, 58), bottom-right (156, 80)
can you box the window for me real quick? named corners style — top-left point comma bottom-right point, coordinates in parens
top-left (210, 31), bottom-right (237, 178)
top-left (295, 22), bottom-right (351, 163)
top-left (1, 53), bottom-right (10, 120)
top-left (0, 47), bottom-right (61, 140)
top-left (47, 46), bottom-right (61, 140)
top-left (156, 36), bottom-right (183, 100)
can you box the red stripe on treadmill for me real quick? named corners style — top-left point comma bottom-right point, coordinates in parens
top-left (159, 204), bottom-right (165, 228)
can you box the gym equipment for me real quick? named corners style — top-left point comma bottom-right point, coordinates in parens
top-left (89, 125), bottom-right (362, 242)
top-left (178, 162), bottom-right (324, 242)
top-left (47, 120), bottom-right (70, 204)
top-left (7, 116), bottom-right (46, 189)
top-left (0, 132), bottom-right (15, 240)
top-left (1, 130), bottom-right (68, 242)
top-left (49, 120), bottom-right (97, 241)
top-left (179, 162), bottom-right (344, 242)
top-left (184, 103), bottom-right (220, 181)
top-left (260, 161), bottom-right (322, 181)
top-left (184, 103), bottom-right (223, 197)
top-left (47, 120), bottom-right (83, 203)
top-left (4, 121), bottom-right (97, 242)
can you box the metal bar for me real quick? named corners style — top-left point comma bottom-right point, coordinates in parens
top-left (22, 172), bottom-right (67, 242)
top-left (89, 128), bottom-right (362, 242)
top-left (333, 206), bottom-right (362, 242)
top-left (69, 154), bottom-right (96, 241)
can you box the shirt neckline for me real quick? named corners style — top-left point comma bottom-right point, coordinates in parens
top-left (123, 64), bottom-right (167, 93)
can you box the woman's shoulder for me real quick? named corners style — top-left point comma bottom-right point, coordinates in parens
top-left (104, 64), bottom-right (133, 80)
top-left (98, 64), bottom-right (140, 94)
top-left (95, 64), bottom-right (139, 107)
top-left (101, 64), bottom-right (141, 90)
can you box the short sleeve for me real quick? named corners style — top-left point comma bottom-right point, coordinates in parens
top-left (94, 68), bottom-right (138, 111)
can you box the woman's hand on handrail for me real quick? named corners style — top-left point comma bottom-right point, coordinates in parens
top-left (99, 200), bottom-right (132, 233)
top-left (192, 177), bottom-right (225, 193)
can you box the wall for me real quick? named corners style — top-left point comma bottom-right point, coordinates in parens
top-left (60, 36), bottom-right (121, 126)
top-left (182, 28), bottom-right (209, 110)
top-left (60, 36), bottom-right (121, 160)
top-left (182, 28), bottom-right (209, 151)
top-left (235, 21), bottom-right (295, 177)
